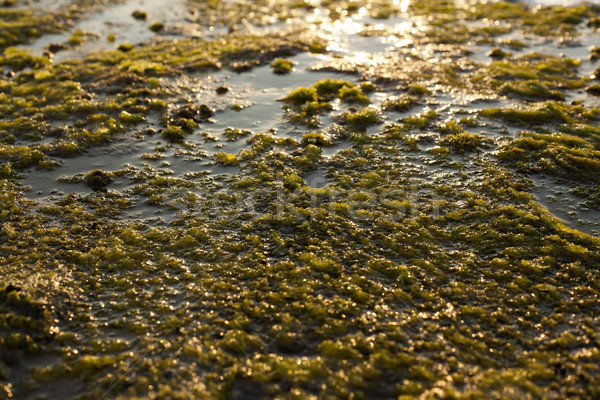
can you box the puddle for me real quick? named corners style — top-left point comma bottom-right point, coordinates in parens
top-left (20, 52), bottom-right (366, 219)
top-left (304, 169), bottom-right (329, 188)
top-left (20, 0), bottom-right (190, 62)
top-left (529, 174), bottom-right (600, 235)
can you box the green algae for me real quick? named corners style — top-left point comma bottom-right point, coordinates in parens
top-left (588, 83), bottom-right (600, 96)
top-left (271, 58), bottom-right (294, 74)
top-left (282, 79), bottom-right (364, 126)
top-left (0, 47), bottom-right (49, 71)
top-left (412, 0), bottom-right (598, 38)
top-left (0, 9), bottom-right (63, 50)
top-left (341, 107), bottom-right (379, 130)
top-left (282, 86), bottom-right (318, 105)
top-left (338, 86), bottom-right (370, 105)
top-left (406, 84), bottom-right (429, 96)
top-left (381, 95), bottom-right (418, 112)
top-left (479, 102), bottom-right (598, 126)
top-left (3, 127), bottom-right (600, 399)
top-left (499, 130), bottom-right (600, 184)
top-left (479, 53), bottom-right (586, 100)
top-left (161, 125), bottom-right (185, 142)
top-left (84, 168), bottom-right (113, 190)
top-left (441, 132), bottom-right (487, 153)
top-left (0, 28), bottom-right (326, 168)
top-left (2, 0), bottom-right (600, 398)
top-left (131, 10), bottom-right (148, 20)
top-left (499, 80), bottom-right (564, 101)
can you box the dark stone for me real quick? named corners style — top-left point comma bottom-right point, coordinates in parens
top-left (5, 284), bottom-right (21, 294)
top-left (487, 47), bottom-right (511, 59)
top-left (199, 104), bottom-right (214, 118)
top-left (163, 370), bottom-right (174, 379)
top-left (131, 10), bottom-right (148, 20)
top-left (47, 43), bottom-right (68, 54)
top-left (215, 85), bottom-right (229, 94)
top-left (170, 104), bottom-right (214, 122)
top-left (231, 61), bottom-right (254, 73)
top-left (173, 104), bottom-right (199, 120)
top-left (84, 169), bottom-right (113, 191)
top-left (48, 126), bottom-right (68, 137)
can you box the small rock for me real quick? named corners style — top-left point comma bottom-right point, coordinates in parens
top-left (586, 84), bottom-right (600, 96)
top-left (47, 43), bottom-right (68, 54)
top-left (173, 104), bottom-right (200, 121)
top-left (117, 43), bottom-right (133, 52)
top-left (215, 85), bottom-right (229, 94)
top-left (84, 169), bottom-right (113, 191)
top-left (149, 22), bottom-right (164, 33)
top-left (48, 126), bottom-right (68, 137)
top-left (199, 104), bottom-right (214, 119)
top-left (231, 61), bottom-right (254, 73)
top-left (132, 10), bottom-right (148, 20)
top-left (5, 284), bottom-right (21, 294)
top-left (488, 47), bottom-right (511, 59)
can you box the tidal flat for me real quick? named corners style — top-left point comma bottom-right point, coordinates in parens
top-left (2, 0), bottom-right (600, 399)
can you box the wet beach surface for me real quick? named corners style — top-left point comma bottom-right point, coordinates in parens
top-left (2, 0), bottom-right (600, 398)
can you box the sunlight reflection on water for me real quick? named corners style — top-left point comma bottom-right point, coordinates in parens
top-left (528, 0), bottom-right (600, 4)
top-left (395, 0), bottom-right (411, 13)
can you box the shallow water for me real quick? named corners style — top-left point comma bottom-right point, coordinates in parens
top-left (20, 0), bottom-right (600, 233)
top-left (5, 1), bottom-right (600, 398)
top-left (21, 0), bottom-right (191, 61)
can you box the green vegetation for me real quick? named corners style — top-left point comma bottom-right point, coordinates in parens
top-left (480, 53), bottom-right (585, 99)
top-left (281, 79), bottom-right (369, 126)
top-left (499, 80), bottom-right (564, 101)
top-left (161, 125), bottom-right (185, 142)
top-left (479, 102), bottom-right (599, 126)
top-left (282, 86), bottom-right (318, 105)
top-left (499, 129), bottom-right (600, 183)
top-left (271, 58), bottom-right (294, 74)
top-left (382, 95), bottom-right (418, 112)
top-left (2, 0), bottom-right (600, 399)
top-left (441, 132), bottom-right (487, 153)
top-left (339, 86), bottom-right (370, 104)
top-left (341, 107), bottom-right (379, 130)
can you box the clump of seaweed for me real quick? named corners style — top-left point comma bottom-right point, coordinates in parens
top-left (271, 58), bottom-right (294, 74)
top-left (84, 169), bottom-right (113, 191)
